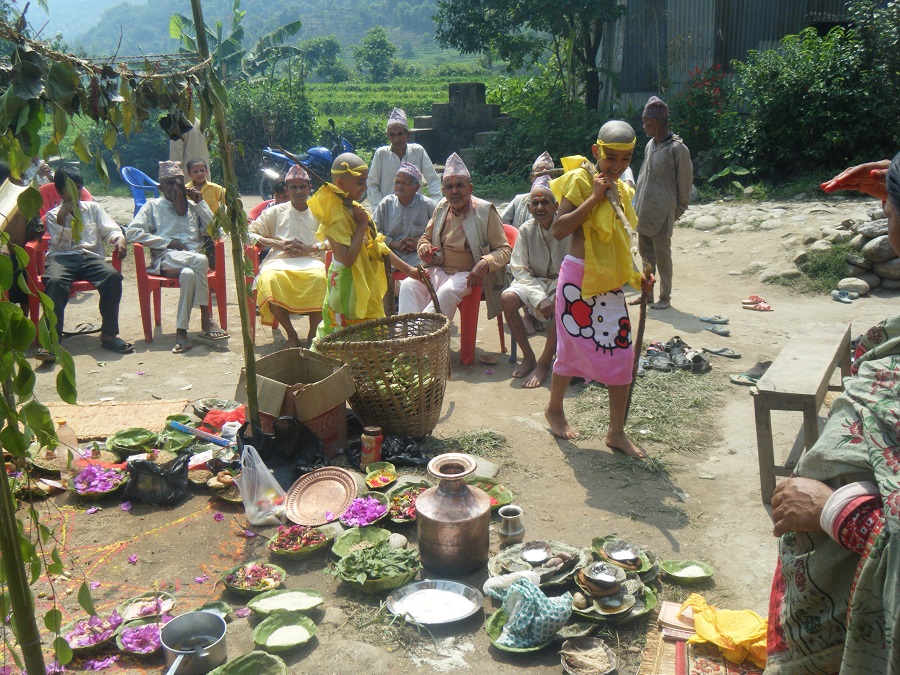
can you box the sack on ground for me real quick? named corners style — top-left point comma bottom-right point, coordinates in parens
top-left (124, 453), bottom-right (190, 505)
top-left (234, 445), bottom-right (286, 526)
top-left (237, 418), bottom-right (326, 490)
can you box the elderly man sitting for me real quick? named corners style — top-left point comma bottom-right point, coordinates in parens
top-left (398, 153), bottom-right (511, 322)
top-left (37, 166), bottom-right (132, 362)
top-left (373, 162), bottom-right (437, 269)
top-left (249, 165), bottom-right (326, 348)
top-left (126, 160), bottom-right (228, 354)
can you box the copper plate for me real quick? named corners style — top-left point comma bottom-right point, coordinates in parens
top-left (285, 467), bottom-right (358, 526)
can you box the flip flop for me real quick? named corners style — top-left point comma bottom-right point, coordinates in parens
top-left (743, 302), bottom-right (773, 312)
top-left (831, 290), bottom-right (853, 304)
top-left (197, 329), bottom-right (230, 341)
top-left (702, 347), bottom-right (741, 359)
top-left (706, 326), bottom-right (730, 337)
top-left (700, 315), bottom-right (729, 325)
top-left (35, 347), bottom-right (56, 363)
top-left (100, 337), bottom-right (134, 354)
top-left (172, 340), bottom-right (193, 354)
top-left (730, 360), bottom-right (772, 384)
top-left (729, 373), bottom-right (759, 386)
top-left (742, 295), bottom-right (766, 305)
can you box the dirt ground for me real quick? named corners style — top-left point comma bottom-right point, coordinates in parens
top-left (19, 190), bottom-right (895, 674)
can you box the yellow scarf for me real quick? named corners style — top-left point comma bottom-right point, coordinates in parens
top-left (309, 183), bottom-right (391, 319)
top-left (550, 156), bottom-right (641, 296)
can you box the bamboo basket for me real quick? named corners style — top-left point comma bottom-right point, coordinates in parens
top-left (316, 313), bottom-right (451, 437)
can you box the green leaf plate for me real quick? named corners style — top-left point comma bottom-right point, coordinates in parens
top-left (208, 652), bottom-right (287, 675)
top-left (115, 617), bottom-right (168, 657)
top-left (247, 589), bottom-right (324, 616)
top-left (117, 591), bottom-right (176, 622)
top-left (221, 562), bottom-right (287, 597)
top-left (253, 612), bottom-right (318, 652)
top-left (267, 526), bottom-right (334, 559)
top-left (485, 609), bottom-right (553, 652)
top-left (466, 477), bottom-right (514, 511)
top-left (385, 480), bottom-right (431, 523)
top-left (660, 559), bottom-right (714, 582)
top-left (591, 535), bottom-right (652, 573)
top-left (332, 526), bottom-right (391, 558)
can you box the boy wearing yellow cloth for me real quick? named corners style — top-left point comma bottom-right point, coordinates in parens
top-left (544, 121), bottom-right (654, 458)
top-left (309, 152), bottom-right (424, 340)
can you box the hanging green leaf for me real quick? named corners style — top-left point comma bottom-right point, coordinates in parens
top-left (13, 353), bottom-right (36, 397)
top-left (46, 547), bottom-right (64, 576)
top-left (0, 424), bottom-right (29, 456)
top-left (94, 153), bottom-right (110, 184)
top-left (47, 62), bottom-right (79, 106)
top-left (72, 134), bottom-right (91, 164)
top-left (52, 636), bottom-right (73, 665)
top-left (56, 350), bottom-right (78, 404)
top-left (102, 123), bottom-right (117, 151)
top-left (21, 399), bottom-right (53, 440)
top-left (15, 186), bottom-right (41, 222)
top-left (0, 251), bottom-right (12, 291)
top-left (77, 581), bottom-right (97, 616)
top-left (43, 608), bottom-right (62, 633)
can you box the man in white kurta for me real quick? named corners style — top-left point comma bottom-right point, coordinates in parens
top-left (366, 108), bottom-right (441, 207)
top-left (372, 162), bottom-right (436, 268)
top-left (126, 161), bottom-right (226, 354)
top-left (248, 165), bottom-right (326, 347)
top-left (502, 176), bottom-right (569, 388)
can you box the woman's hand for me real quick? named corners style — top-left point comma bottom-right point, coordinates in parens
top-left (771, 477), bottom-right (834, 536)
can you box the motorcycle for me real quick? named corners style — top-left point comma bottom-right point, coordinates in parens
top-left (258, 118), bottom-right (354, 199)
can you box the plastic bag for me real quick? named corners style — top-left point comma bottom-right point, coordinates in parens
top-left (124, 453), bottom-right (190, 505)
top-left (233, 445), bottom-right (286, 526)
top-left (345, 435), bottom-right (432, 469)
top-left (237, 418), bottom-right (326, 490)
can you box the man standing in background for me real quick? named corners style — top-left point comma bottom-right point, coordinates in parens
top-left (367, 108), bottom-right (442, 207)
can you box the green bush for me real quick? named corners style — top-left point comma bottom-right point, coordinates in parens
top-left (227, 79), bottom-right (317, 188)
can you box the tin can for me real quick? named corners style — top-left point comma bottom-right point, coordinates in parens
top-left (360, 426), bottom-right (383, 470)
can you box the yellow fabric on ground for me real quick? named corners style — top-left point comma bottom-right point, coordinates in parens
top-left (309, 182), bottom-right (390, 319)
top-left (256, 268), bottom-right (325, 326)
top-left (680, 593), bottom-right (768, 669)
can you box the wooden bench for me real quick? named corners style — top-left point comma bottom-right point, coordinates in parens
top-left (753, 322), bottom-right (852, 504)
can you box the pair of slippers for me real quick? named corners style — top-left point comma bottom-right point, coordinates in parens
top-left (742, 295), bottom-right (773, 312)
top-left (706, 325), bottom-right (730, 337)
top-left (729, 360), bottom-right (772, 386)
top-left (647, 351), bottom-right (710, 374)
top-left (831, 290), bottom-right (859, 304)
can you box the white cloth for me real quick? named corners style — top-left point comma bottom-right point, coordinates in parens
top-left (373, 193), bottom-right (437, 267)
top-left (248, 202), bottom-right (325, 275)
top-left (819, 481), bottom-right (880, 541)
top-left (367, 143), bottom-right (442, 207)
top-left (398, 267), bottom-right (472, 322)
top-left (125, 197), bottom-right (214, 274)
top-left (159, 250), bottom-right (209, 330)
top-left (507, 217), bottom-right (569, 314)
top-left (169, 118), bottom-right (210, 169)
top-left (45, 201), bottom-right (124, 261)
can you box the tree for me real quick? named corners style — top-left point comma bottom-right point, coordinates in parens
top-left (434, 0), bottom-right (625, 109)
top-left (353, 25), bottom-right (397, 83)
top-left (298, 34), bottom-right (353, 83)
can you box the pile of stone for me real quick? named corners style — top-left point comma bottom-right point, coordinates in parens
top-left (795, 207), bottom-right (899, 295)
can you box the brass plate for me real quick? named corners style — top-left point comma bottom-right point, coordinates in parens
top-left (285, 467), bottom-right (358, 526)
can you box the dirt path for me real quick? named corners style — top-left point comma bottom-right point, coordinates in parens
top-left (23, 191), bottom-right (894, 673)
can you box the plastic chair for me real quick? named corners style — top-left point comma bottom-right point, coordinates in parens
top-left (24, 235), bottom-right (124, 342)
top-left (120, 167), bottom-right (160, 217)
top-left (132, 240), bottom-right (227, 343)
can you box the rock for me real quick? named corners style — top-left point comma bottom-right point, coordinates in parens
top-left (690, 185), bottom-right (700, 203)
top-left (858, 272), bottom-right (882, 289)
top-left (880, 278), bottom-right (900, 291)
top-left (870, 207), bottom-right (886, 220)
top-left (759, 268), bottom-right (800, 282)
top-left (849, 233), bottom-right (868, 251)
top-left (759, 219), bottom-right (784, 231)
top-left (474, 456), bottom-right (500, 479)
top-left (821, 227), bottom-right (853, 244)
top-left (873, 258), bottom-right (900, 280)
top-left (388, 533), bottom-right (408, 549)
top-left (693, 215), bottom-right (720, 230)
top-left (808, 240), bottom-right (833, 253)
top-left (781, 236), bottom-right (799, 250)
top-left (837, 219), bottom-right (853, 230)
top-left (838, 277), bottom-right (871, 295)
top-left (791, 192), bottom-right (809, 201)
top-left (861, 235), bottom-right (897, 262)
top-left (743, 186), bottom-right (755, 196)
top-left (845, 252), bottom-right (870, 268)
top-left (746, 261), bottom-right (766, 273)
top-left (855, 219), bottom-right (889, 238)
top-left (793, 250), bottom-right (808, 265)
top-left (846, 263), bottom-right (868, 277)
top-left (801, 228), bottom-right (821, 245)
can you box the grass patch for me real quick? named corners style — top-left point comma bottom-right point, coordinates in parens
top-left (569, 370), bottom-right (725, 457)
top-left (766, 242), bottom-right (855, 294)
top-left (421, 429), bottom-right (507, 458)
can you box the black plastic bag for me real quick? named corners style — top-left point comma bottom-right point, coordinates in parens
top-left (345, 435), bottom-right (432, 469)
top-left (124, 453), bottom-right (190, 505)
top-left (237, 417), bottom-right (327, 491)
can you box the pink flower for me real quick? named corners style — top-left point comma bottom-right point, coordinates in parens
top-left (83, 655), bottom-right (118, 671)
top-left (120, 501), bottom-right (132, 512)
top-left (235, 607), bottom-right (251, 618)
top-left (127, 554), bottom-right (138, 565)
top-left (325, 511), bottom-right (334, 521)
top-left (243, 530), bottom-right (257, 538)
top-left (194, 574), bottom-right (209, 583)
top-left (86, 507), bottom-right (100, 515)
top-left (89, 581), bottom-right (101, 589)
top-left (484, 369), bottom-right (495, 375)
top-left (136, 371), bottom-right (146, 375)
top-left (213, 512), bottom-right (225, 522)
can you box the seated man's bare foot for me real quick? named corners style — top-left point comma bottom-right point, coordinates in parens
top-left (511, 356), bottom-right (537, 379)
top-left (605, 432), bottom-right (647, 459)
top-left (545, 407), bottom-right (578, 439)
top-left (523, 361), bottom-right (551, 389)
top-left (522, 313), bottom-right (536, 336)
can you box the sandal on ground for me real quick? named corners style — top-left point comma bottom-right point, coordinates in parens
top-left (690, 352), bottom-right (712, 374)
top-left (671, 352), bottom-right (691, 370)
top-left (729, 360), bottom-right (772, 385)
top-left (100, 337), bottom-right (134, 354)
top-left (172, 339), bottom-right (193, 354)
top-left (648, 353), bottom-right (675, 372)
top-left (730, 372), bottom-right (759, 385)
top-left (702, 347), bottom-right (741, 358)
top-left (742, 295), bottom-right (766, 305)
top-left (35, 347), bottom-right (56, 363)
top-left (665, 336), bottom-right (691, 352)
top-left (62, 322), bottom-right (101, 336)
top-left (831, 290), bottom-right (854, 304)
top-left (706, 326), bottom-right (730, 337)
top-left (700, 315), bottom-right (729, 325)
top-left (197, 328), bottom-right (230, 341)
top-left (743, 302), bottom-right (773, 312)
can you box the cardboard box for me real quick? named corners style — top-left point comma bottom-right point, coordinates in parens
top-left (236, 349), bottom-right (356, 458)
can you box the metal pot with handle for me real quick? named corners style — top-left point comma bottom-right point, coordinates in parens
top-left (160, 611), bottom-right (227, 675)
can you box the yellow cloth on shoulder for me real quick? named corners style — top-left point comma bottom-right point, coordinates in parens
top-left (308, 182), bottom-right (391, 319)
top-left (679, 593), bottom-right (768, 669)
top-left (550, 156), bottom-right (641, 297)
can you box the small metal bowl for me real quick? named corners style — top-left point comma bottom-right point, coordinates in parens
top-left (521, 541), bottom-right (553, 565)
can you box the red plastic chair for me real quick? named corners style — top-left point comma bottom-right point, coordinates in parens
top-left (24, 235), bottom-right (124, 341)
top-left (457, 224), bottom-right (518, 365)
top-left (132, 240), bottom-right (227, 343)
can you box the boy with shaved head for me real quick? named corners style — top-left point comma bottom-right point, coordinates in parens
top-left (544, 121), bottom-right (654, 457)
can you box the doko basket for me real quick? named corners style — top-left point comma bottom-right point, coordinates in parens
top-left (316, 313), bottom-right (451, 438)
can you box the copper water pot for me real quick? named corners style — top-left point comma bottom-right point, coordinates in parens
top-left (416, 453), bottom-right (491, 575)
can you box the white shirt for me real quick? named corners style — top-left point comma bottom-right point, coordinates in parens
top-left (248, 202), bottom-right (325, 274)
top-left (366, 143), bottom-right (442, 207)
top-left (125, 197), bottom-right (214, 273)
top-left (45, 201), bottom-right (124, 261)
top-left (373, 193), bottom-right (437, 267)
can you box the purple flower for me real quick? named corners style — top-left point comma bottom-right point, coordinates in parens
top-left (120, 501), bottom-right (132, 512)
top-left (45, 661), bottom-right (65, 674)
top-left (83, 655), bottom-right (118, 671)
top-left (484, 369), bottom-right (495, 375)
top-left (235, 607), bottom-right (251, 618)
top-left (213, 512), bottom-right (225, 522)
top-left (194, 574), bottom-right (209, 583)
top-left (325, 511), bottom-right (334, 521)
top-left (119, 617), bottom-right (171, 654)
top-left (339, 497), bottom-right (387, 527)
top-left (86, 506), bottom-right (100, 515)
top-left (0, 666), bottom-right (17, 675)
top-left (127, 554), bottom-right (138, 565)
top-left (89, 581), bottom-right (101, 589)
top-left (73, 465), bottom-right (126, 496)
top-left (243, 530), bottom-right (257, 538)
top-left (136, 371), bottom-right (146, 375)
top-left (64, 613), bottom-right (122, 648)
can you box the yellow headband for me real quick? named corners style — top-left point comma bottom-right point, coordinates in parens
top-left (331, 161), bottom-right (368, 177)
top-left (595, 139), bottom-right (636, 159)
